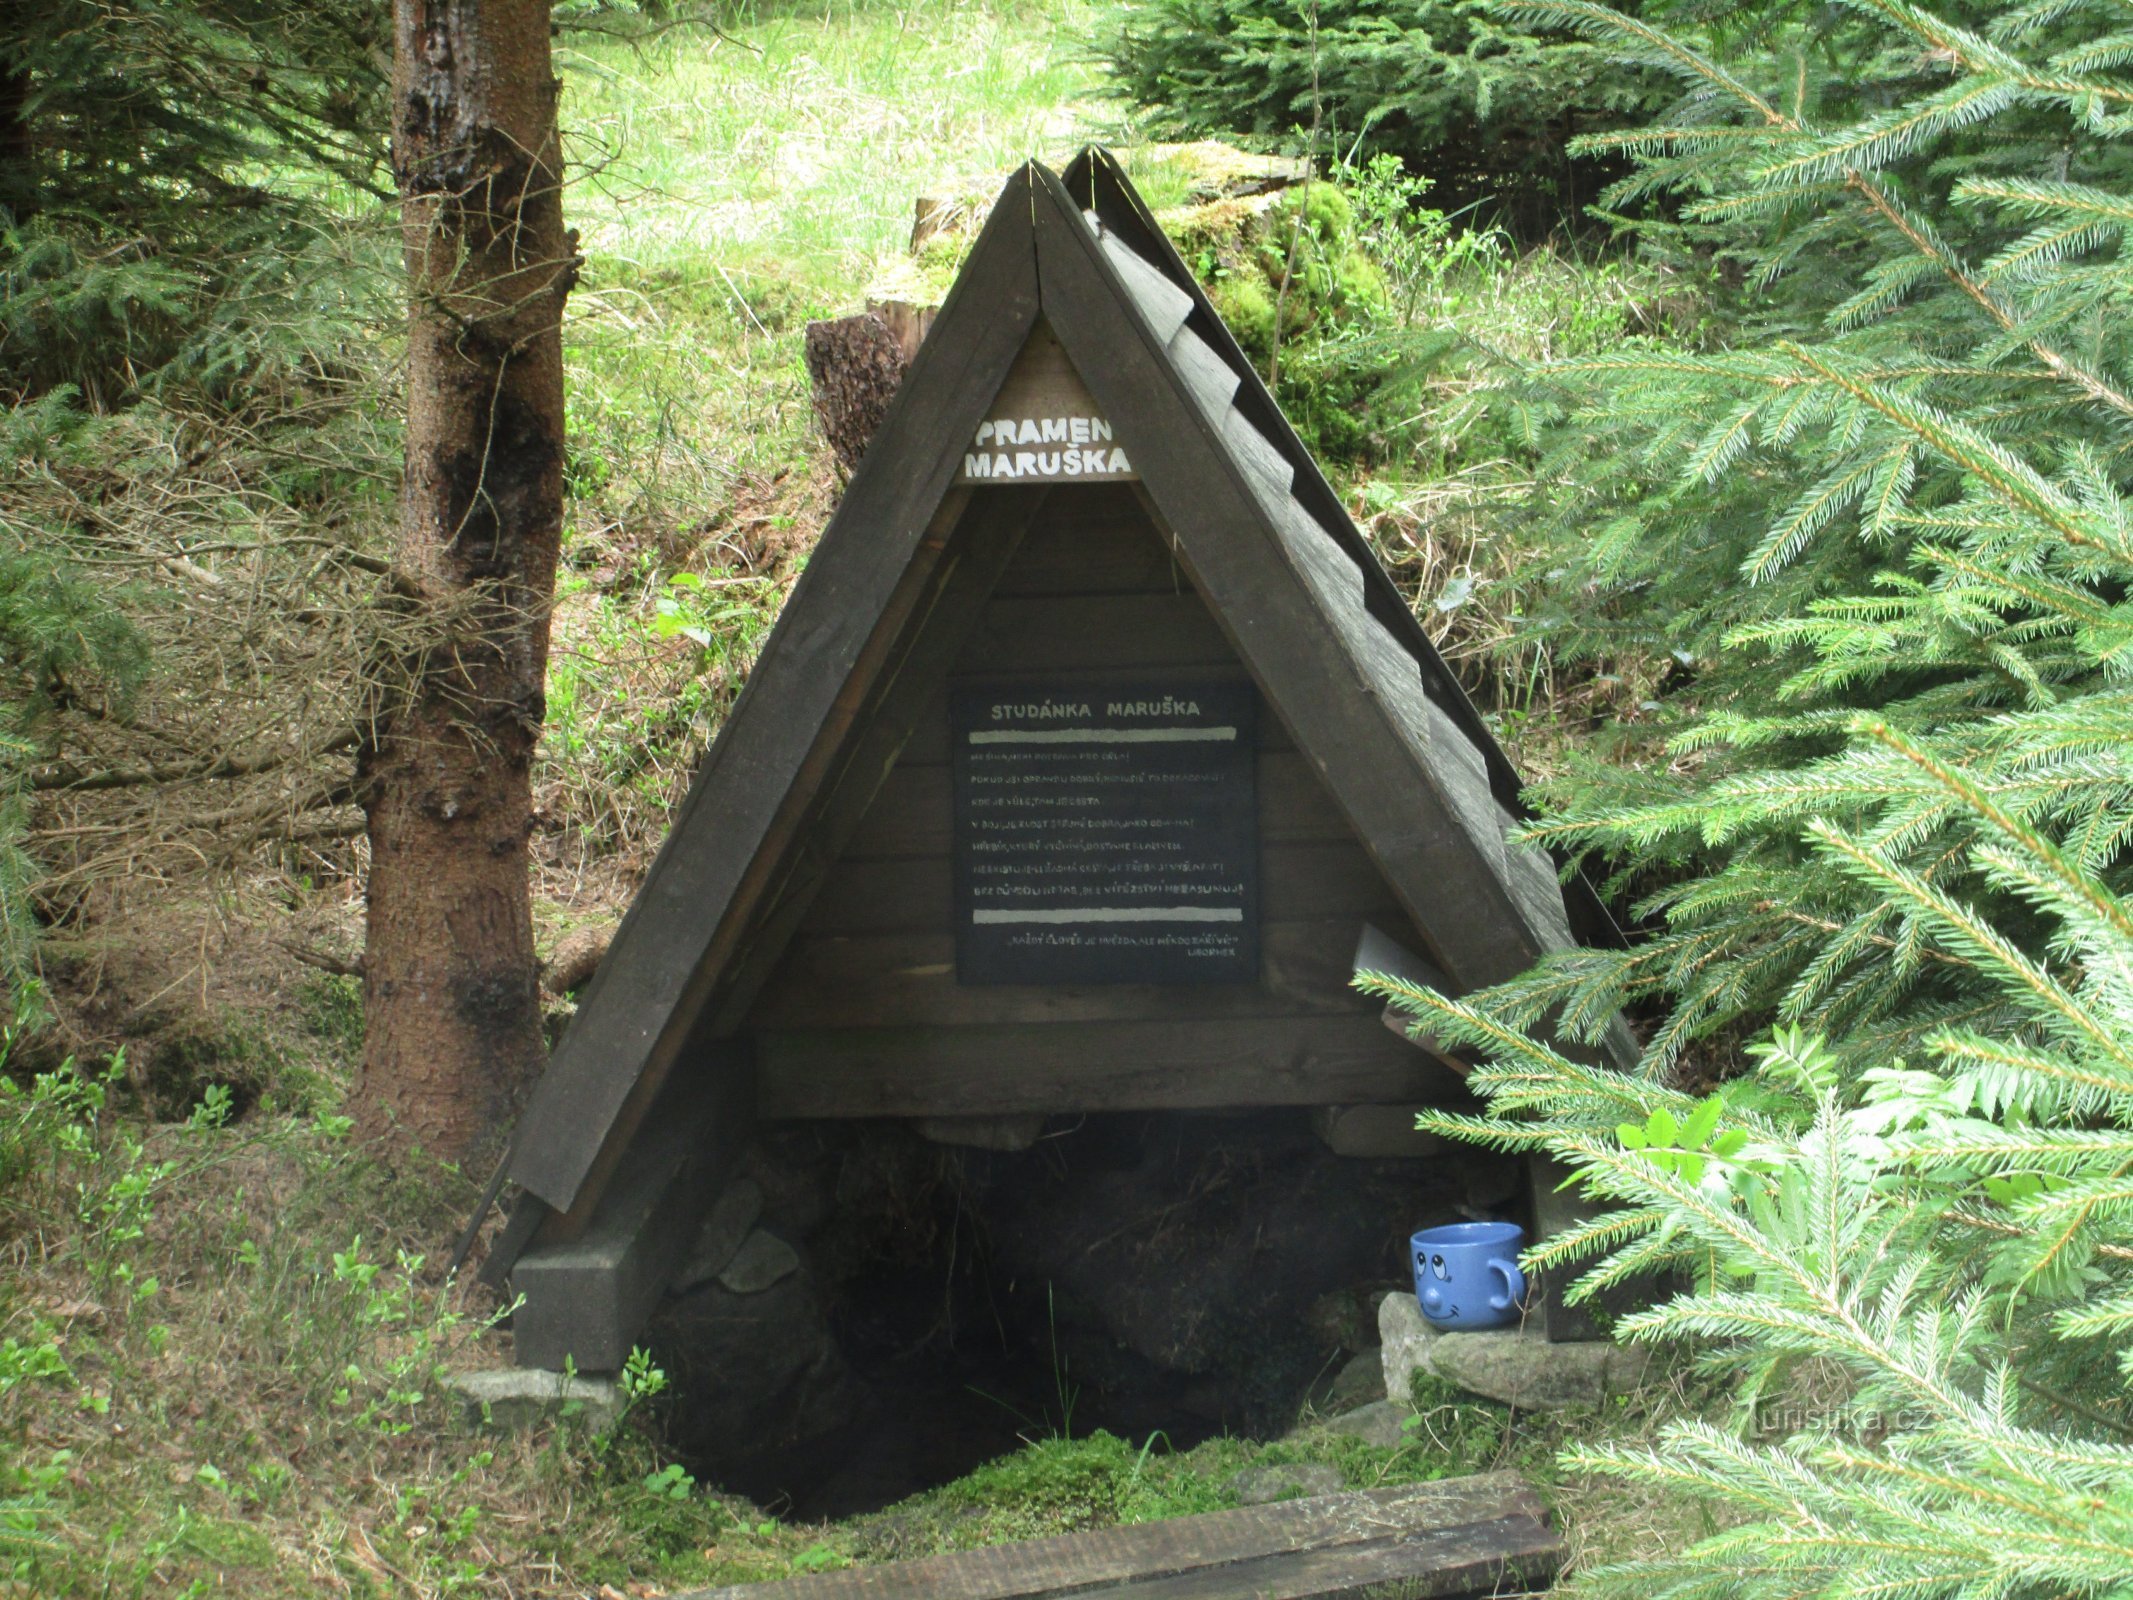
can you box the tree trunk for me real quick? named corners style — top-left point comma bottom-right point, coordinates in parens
top-left (0, 31), bottom-right (34, 223)
top-left (360, 0), bottom-right (573, 1160)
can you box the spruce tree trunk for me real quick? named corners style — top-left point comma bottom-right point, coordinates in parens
top-left (361, 0), bottom-right (573, 1159)
top-left (0, 31), bottom-right (33, 223)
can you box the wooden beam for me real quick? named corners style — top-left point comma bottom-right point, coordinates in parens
top-left (508, 1047), bottom-right (753, 1371)
top-left (1351, 921), bottom-right (1471, 1075)
top-left (674, 1471), bottom-right (1560, 1599)
top-left (750, 919), bottom-right (1413, 1031)
top-left (754, 1015), bottom-right (1472, 1119)
top-left (703, 484), bottom-right (1054, 1038)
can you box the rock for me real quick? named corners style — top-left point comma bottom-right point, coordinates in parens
top-left (718, 1227), bottom-right (800, 1295)
top-left (670, 1179), bottom-right (764, 1294)
top-left (1330, 1346), bottom-right (1388, 1409)
top-left (654, 1270), bottom-right (865, 1456)
top-left (1379, 1290), bottom-right (1443, 1404)
top-left (444, 1368), bottom-right (621, 1433)
top-left (1312, 1347), bottom-right (1387, 1414)
top-left (1379, 1291), bottom-right (1651, 1411)
top-left (1304, 1286), bottom-right (1390, 1354)
top-left (1319, 1399), bottom-right (1409, 1449)
top-left (1229, 1461), bottom-right (1344, 1505)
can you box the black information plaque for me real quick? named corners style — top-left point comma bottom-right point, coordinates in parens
top-left (951, 681), bottom-right (1259, 985)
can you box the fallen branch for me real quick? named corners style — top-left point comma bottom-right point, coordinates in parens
top-left (31, 728), bottom-right (361, 792)
top-left (278, 938), bottom-right (364, 980)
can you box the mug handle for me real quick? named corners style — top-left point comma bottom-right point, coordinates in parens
top-left (1486, 1257), bottom-right (1525, 1312)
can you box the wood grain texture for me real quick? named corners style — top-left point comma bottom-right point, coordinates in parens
top-left (1057, 147), bottom-right (1625, 966)
top-left (840, 749), bottom-right (1352, 860)
top-left (956, 321), bottom-right (1136, 484)
top-left (795, 842), bottom-right (1405, 938)
top-left (698, 486), bottom-right (1053, 1040)
top-left (988, 488), bottom-right (1192, 598)
top-left (754, 1014), bottom-right (1471, 1118)
top-left (504, 163), bottom-right (1046, 1216)
top-left (752, 919), bottom-right (1410, 1029)
top-left (674, 1472), bottom-right (1560, 1599)
top-left (953, 592), bottom-right (1235, 673)
top-left (1033, 171), bottom-right (1547, 992)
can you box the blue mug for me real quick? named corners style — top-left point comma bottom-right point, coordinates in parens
top-left (1410, 1221), bottom-right (1527, 1331)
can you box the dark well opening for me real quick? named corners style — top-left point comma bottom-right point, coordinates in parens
top-left (646, 1110), bottom-right (1518, 1519)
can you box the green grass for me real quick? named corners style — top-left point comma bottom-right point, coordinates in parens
top-left (558, 0), bottom-right (1113, 483)
top-left (0, 3), bottom-right (1719, 1591)
top-left (535, 0), bottom-right (1117, 862)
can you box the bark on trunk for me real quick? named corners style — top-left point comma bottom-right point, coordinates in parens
top-left (361, 0), bottom-right (573, 1160)
top-left (0, 54), bottom-right (34, 223)
top-left (803, 309), bottom-right (909, 477)
top-left (802, 300), bottom-right (933, 476)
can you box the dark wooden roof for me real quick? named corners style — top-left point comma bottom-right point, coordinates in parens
top-left (498, 151), bottom-right (1621, 1243)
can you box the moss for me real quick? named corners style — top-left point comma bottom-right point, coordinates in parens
top-left (1209, 272), bottom-right (1277, 358)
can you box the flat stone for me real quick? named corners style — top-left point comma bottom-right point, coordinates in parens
top-left (717, 1227), bottom-right (800, 1295)
top-left (1325, 1347), bottom-right (1387, 1411)
top-left (1229, 1461), bottom-right (1345, 1505)
top-left (1319, 1399), bottom-right (1409, 1449)
top-left (444, 1368), bottom-right (621, 1433)
top-left (1379, 1289), bottom-right (1444, 1406)
top-left (1379, 1291), bottom-right (1651, 1411)
top-left (671, 1178), bottom-right (764, 1295)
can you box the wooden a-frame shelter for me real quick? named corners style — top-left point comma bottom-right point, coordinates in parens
top-left (483, 150), bottom-right (1631, 1372)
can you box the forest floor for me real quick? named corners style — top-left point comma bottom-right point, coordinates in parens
top-left (4, 2), bottom-right (1708, 1595)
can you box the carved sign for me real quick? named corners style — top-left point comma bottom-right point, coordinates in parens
top-left (955, 323), bottom-right (1137, 484)
top-left (951, 682), bottom-right (1259, 984)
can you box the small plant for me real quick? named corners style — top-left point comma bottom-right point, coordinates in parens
top-left (640, 1462), bottom-right (695, 1502)
top-left (652, 568), bottom-right (780, 679)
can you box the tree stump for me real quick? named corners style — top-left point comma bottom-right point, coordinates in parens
top-left (803, 311), bottom-right (907, 477)
top-left (802, 300), bottom-right (936, 476)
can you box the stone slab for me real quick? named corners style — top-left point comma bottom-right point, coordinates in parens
top-left (718, 1228), bottom-right (801, 1295)
top-left (444, 1368), bottom-right (621, 1433)
top-left (1379, 1291), bottom-right (1651, 1411)
top-left (672, 1178), bottom-right (765, 1295)
top-left (1318, 1399), bottom-right (1408, 1449)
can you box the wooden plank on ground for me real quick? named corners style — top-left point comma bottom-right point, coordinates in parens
top-left (675, 1472), bottom-right (1560, 1598)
